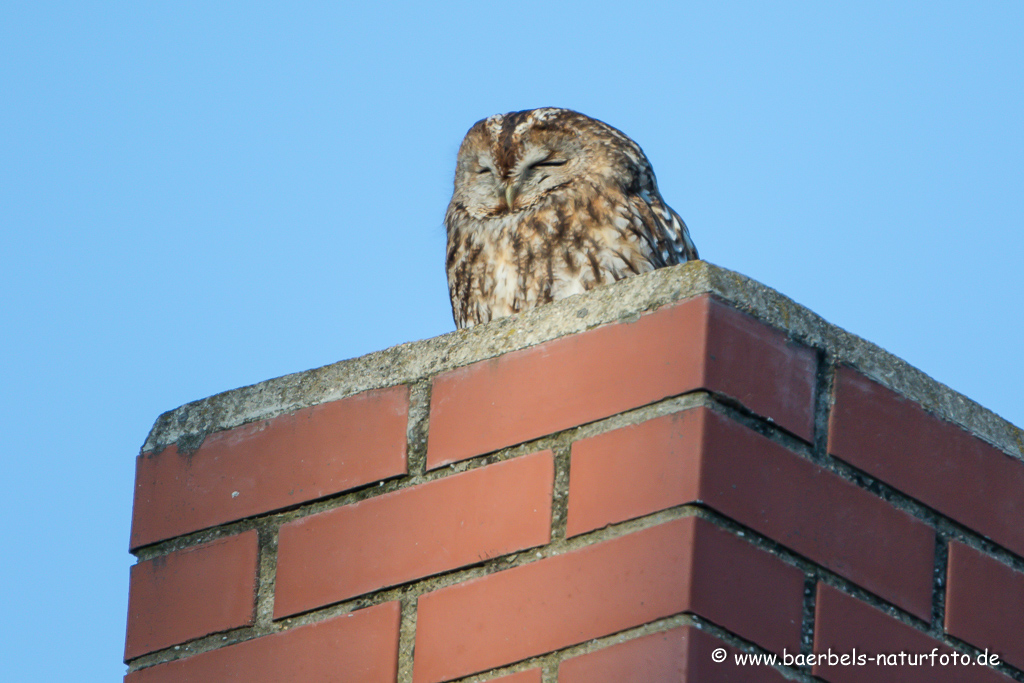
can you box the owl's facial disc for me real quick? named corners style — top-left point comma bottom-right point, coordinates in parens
top-left (501, 142), bottom-right (576, 212)
top-left (503, 153), bottom-right (566, 211)
top-left (450, 112), bottom-right (592, 218)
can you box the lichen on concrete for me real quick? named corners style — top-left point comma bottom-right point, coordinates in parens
top-left (141, 260), bottom-right (1023, 461)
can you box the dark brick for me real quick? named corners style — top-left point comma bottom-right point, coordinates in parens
top-left (567, 407), bottom-right (935, 619)
top-left (559, 625), bottom-right (789, 682)
top-left (829, 367), bottom-right (1024, 557)
top-left (946, 541), bottom-right (1024, 670)
top-left (813, 583), bottom-right (1011, 683)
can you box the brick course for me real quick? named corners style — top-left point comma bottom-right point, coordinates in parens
top-left (131, 385), bottom-right (409, 549)
top-left (558, 625), bottom-right (789, 683)
top-left (567, 406), bottom-right (935, 619)
top-left (125, 531), bottom-right (259, 659)
top-left (813, 583), bottom-right (1011, 683)
top-left (125, 602), bottom-right (400, 683)
top-left (829, 366), bottom-right (1024, 557)
top-left (412, 516), bottom-right (802, 683)
top-left (274, 450), bottom-right (554, 618)
top-left (125, 264), bottom-right (1024, 683)
top-left (426, 295), bottom-right (816, 468)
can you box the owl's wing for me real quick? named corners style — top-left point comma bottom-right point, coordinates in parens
top-left (633, 189), bottom-right (699, 264)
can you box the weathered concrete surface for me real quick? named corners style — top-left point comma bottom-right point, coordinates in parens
top-left (141, 260), bottom-right (1023, 460)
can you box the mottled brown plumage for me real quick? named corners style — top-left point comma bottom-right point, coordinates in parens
top-left (445, 108), bottom-right (698, 329)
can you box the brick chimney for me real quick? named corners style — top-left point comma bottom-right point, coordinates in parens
top-left (124, 261), bottom-right (1024, 682)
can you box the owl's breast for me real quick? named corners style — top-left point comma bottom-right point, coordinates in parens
top-left (446, 187), bottom-right (664, 328)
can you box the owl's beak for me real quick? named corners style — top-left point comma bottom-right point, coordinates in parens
top-left (505, 183), bottom-right (516, 211)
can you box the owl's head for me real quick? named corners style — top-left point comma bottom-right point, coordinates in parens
top-left (449, 108), bottom-right (650, 219)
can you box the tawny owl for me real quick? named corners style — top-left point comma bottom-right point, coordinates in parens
top-left (445, 107), bottom-right (698, 329)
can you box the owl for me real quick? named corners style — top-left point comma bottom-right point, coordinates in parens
top-left (445, 107), bottom-right (698, 329)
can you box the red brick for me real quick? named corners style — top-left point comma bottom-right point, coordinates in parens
top-left (946, 541), bottom-right (1024, 670)
top-left (566, 409), bottom-right (701, 537)
top-left (567, 406), bottom-right (935, 620)
top-left (275, 451), bottom-right (554, 618)
top-left (131, 386), bottom-right (409, 548)
top-left (702, 297), bottom-right (815, 441)
top-left (829, 367), bottom-right (1024, 556)
top-left (558, 625), bottom-right (789, 683)
top-left (412, 516), bottom-right (803, 683)
top-left (813, 584), bottom-right (1011, 683)
top-left (125, 531), bottom-right (258, 660)
top-left (124, 602), bottom-right (400, 683)
top-left (426, 295), bottom-right (816, 468)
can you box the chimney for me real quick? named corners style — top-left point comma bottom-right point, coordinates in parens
top-left (123, 261), bottom-right (1024, 682)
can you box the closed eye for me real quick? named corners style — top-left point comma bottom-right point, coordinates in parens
top-left (477, 167), bottom-right (492, 174)
top-left (534, 159), bottom-right (567, 167)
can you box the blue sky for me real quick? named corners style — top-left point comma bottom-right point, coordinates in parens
top-left (2, 2), bottom-right (1021, 680)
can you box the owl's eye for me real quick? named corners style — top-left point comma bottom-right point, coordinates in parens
top-left (533, 159), bottom-right (567, 168)
top-left (477, 167), bottom-right (492, 174)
